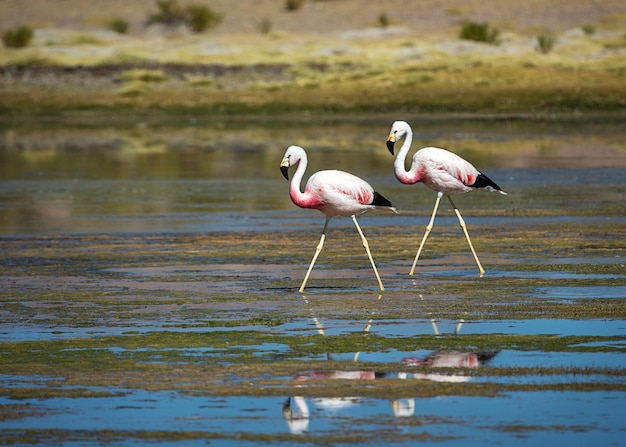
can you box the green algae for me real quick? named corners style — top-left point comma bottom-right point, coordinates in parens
top-left (1, 330), bottom-right (624, 401)
top-left (0, 427), bottom-right (453, 445)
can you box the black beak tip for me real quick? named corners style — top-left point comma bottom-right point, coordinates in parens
top-left (280, 165), bottom-right (289, 180)
top-left (386, 140), bottom-right (395, 155)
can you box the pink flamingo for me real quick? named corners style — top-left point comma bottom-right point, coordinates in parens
top-left (280, 145), bottom-right (396, 292)
top-left (386, 121), bottom-right (507, 276)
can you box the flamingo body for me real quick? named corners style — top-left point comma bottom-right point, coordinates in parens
top-left (280, 145), bottom-right (395, 292)
top-left (398, 146), bottom-right (503, 195)
top-left (290, 169), bottom-right (388, 217)
top-left (386, 121), bottom-right (506, 275)
top-left (387, 121), bottom-right (505, 196)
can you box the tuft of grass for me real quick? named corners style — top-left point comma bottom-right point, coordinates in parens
top-left (459, 21), bottom-right (500, 45)
top-left (147, 0), bottom-right (222, 33)
top-left (536, 33), bottom-right (557, 54)
top-left (108, 18), bottom-right (129, 34)
top-left (285, 0), bottom-right (305, 11)
top-left (378, 12), bottom-right (390, 28)
top-left (186, 5), bottom-right (222, 33)
top-left (581, 24), bottom-right (596, 36)
top-left (147, 0), bottom-right (186, 27)
top-left (2, 25), bottom-right (34, 48)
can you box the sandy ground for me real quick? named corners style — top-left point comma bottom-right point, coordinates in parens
top-left (2, 0), bottom-right (626, 37)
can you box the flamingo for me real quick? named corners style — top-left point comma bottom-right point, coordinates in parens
top-left (280, 145), bottom-right (396, 292)
top-left (386, 120), bottom-right (506, 276)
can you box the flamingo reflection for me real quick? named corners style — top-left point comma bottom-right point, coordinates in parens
top-left (283, 301), bottom-right (498, 431)
top-left (392, 318), bottom-right (498, 417)
top-left (283, 369), bottom-right (384, 434)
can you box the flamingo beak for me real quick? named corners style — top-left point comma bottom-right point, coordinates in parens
top-left (386, 136), bottom-right (396, 155)
top-left (280, 157), bottom-right (290, 180)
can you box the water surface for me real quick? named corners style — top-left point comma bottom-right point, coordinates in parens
top-left (0, 114), bottom-right (624, 446)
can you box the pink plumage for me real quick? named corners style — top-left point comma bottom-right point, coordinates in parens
top-left (294, 170), bottom-right (376, 216)
top-left (386, 121), bottom-right (507, 275)
top-left (280, 145), bottom-right (396, 292)
top-left (282, 145), bottom-right (395, 217)
top-left (387, 123), bottom-right (506, 196)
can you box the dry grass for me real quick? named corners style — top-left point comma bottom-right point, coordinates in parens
top-left (2, 0), bottom-right (626, 36)
top-left (0, 0), bottom-right (625, 113)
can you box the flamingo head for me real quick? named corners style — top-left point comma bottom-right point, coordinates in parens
top-left (280, 145), bottom-right (304, 180)
top-left (386, 121), bottom-right (410, 155)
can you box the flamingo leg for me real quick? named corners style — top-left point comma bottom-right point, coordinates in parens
top-left (299, 217), bottom-right (331, 292)
top-left (447, 195), bottom-right (485, 276)
top-left (351, 215), bottom-right (385, 291)
top-left (409, 192), bottom-right (442, 275)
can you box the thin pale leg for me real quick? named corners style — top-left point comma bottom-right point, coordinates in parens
top-left (410, 192), bottom-right (443, 275)
top-left (447, 195), bottom-right (485, 276)
top-left (351, 215), bottom-right (385, 291)
top-left (299, 217), bottom-right (330, 292)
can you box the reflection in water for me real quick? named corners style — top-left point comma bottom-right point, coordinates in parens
top-left (284, 296), bottom-right (499, 433)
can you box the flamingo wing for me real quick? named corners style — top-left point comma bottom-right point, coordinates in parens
top-left (306, 170), bottom-right (375, 215)
top-left (416, 147), bottom-right (481, 194)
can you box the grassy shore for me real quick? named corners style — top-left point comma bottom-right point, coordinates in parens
top-left (1, 1), bottom-right (625, 115)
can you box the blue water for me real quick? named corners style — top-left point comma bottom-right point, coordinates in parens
top-left (1, 390), bottom-right (623, 446)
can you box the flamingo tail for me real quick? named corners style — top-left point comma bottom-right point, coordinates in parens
top-left (473, 173), bottom-right (507, 195)
top-left (372, 191), bottom-right (397, 212)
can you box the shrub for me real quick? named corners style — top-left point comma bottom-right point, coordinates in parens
top-left (147, 0), bottom-right (186, 27)
top-left (581, 24), bottom-right (595, 36)
top-left (285, 0), bottom-right (305, 11)
top-left (109, 19), bottom-right (129, 34)
top-left (378, 12), bottom-right (390, 28)
top-left (147, 0), bottom-right (222, 33)
top-left (186, 5), bottom-right (222, 33)
top-left (459, 21), bottom-right (500, 45)
top-left (2, 25), bottom-right (34, 48)
top-left (536, 34), bottom-right (557, 54)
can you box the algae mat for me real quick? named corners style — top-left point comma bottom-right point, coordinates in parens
top-left (0, 116), bottom-right (624, 445)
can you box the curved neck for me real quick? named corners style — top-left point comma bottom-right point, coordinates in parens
top-left (289, 155), bottom-right (309, 206)
top-left (394, 127), bottom-right (421, 184)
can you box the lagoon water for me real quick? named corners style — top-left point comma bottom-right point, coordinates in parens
top-left (0, 114), bottom-right (624, 445)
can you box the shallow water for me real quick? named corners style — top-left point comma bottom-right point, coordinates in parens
top-left (1, 390), bottom-right (624, 446)
top-left (0, 115), bottom-right (624, 445)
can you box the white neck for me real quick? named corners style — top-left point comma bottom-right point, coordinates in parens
top-left (394, 124), bottom-right (417, 182)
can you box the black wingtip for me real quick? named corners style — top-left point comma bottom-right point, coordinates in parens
top-left (472, 172), bottom-right (503, 192)
top-left (372, 191), bottom-right (394, 208)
